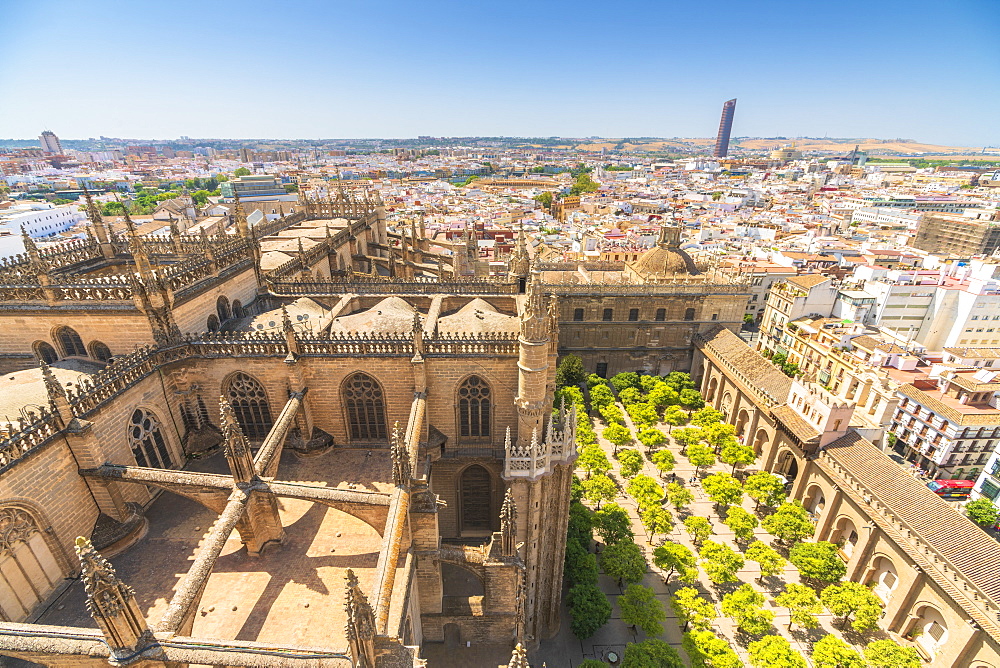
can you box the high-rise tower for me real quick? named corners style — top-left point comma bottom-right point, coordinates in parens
top-left (713, 99), bottom-right (737, 158)
top-left (39, 130), bottom-right (63, 155)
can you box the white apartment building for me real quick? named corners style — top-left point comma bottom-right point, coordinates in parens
top-left (850, 207), bottom-right (922, 230)
top-left (0, 202), bottom-right (83, 239)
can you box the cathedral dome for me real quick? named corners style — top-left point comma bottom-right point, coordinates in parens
top-left (627, 225), bottom-right (700, 279)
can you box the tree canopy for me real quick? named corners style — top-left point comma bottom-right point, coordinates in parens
top-left (702, 472), bottom-right (744, 508)
top-left (863, 639), bottom-right (922, 668)
top-left (821, 581), bottom-right (883, 631)
top-left (568, 583), bottom-right (612, 638)
top-left (621, 639), bottom-right (684, 668)
top-left (682, 630), bottom-right (742, 668)
top-left (556, 354), bottom-right (586, 388)
top-left (683, 516), bottom-right (714, 545)
top-left (617, 449), bottom-right (644, 478)
top-left (747, 635), bottom-right (807, 668)
top-left (775, 583), bottom-right (822, 630)
top-left (721, 584), bottom-right (774, 635)
top-left (811, 634), bottom-right (865, 668)
top-left (670, 586), bottom-right (716, 632)
top-left (699, 540), bottom-right (745, 584)
top-left (594, 503), bottom-right (634, 545)
top-left (619, 584), bottom-right (666, 636)
top-left (601, 540), bottom-right (647, 585)
top-left (744, 471), bottom-right (787, 509)
top-left (789, 541), bottom-right (847, 583)
top-left (762, 502), bottom-right (814, 544)
top-left (746, 540), bottom-right (786, 583)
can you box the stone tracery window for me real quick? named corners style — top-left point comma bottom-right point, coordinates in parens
top-left (225, 372), bottom-right (273, 440)
top-left (89, 341), bottom-right (112, 363)
top-left (343, 372), bottom-right (388, 442)
top-left (128, 408), bottom-right (173, 469)
top-left (32, 341), bottom-right (58, 364)
top-left (0, 506), bottom-right (63, 621)
top-left (458, 375), bottom-right (491, 439)
top-left (55, 326), bottom-right (86, 357)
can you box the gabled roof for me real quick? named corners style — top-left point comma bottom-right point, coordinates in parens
top-left (787, 274), bottom-right (831, 289)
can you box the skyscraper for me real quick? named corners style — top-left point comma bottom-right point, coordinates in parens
top-left (39, 130), bottom-right (62, 155)
top-left (713, 99), bottom-right (737, 158)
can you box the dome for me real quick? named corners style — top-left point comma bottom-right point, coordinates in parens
top-left (626, 225), bottom-right (700, 279)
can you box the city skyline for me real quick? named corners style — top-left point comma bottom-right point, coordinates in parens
top-left (1, 0), bottom-right (998, 145)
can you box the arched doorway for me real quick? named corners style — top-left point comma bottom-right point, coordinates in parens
top-left (752, 428), bottom-right (769, 456)
top-left (735, 409), bottom-right (751, 439)
top-left (870, 556), bottom-right (898, 604)
top-left (910, 606), bottom-right (948, 659)
top-left (804, 485), bottom-right (826, 517)
top-left (774, 450), bottom-right (799, 481)
top-left (0, 506), bottom-right (64, 621)
top-left (705, 376), bottom-right (719, 402)
top-left (459, 465), bottom-right (493, 536)
top-left (832, 517), bottom-right (859, 559)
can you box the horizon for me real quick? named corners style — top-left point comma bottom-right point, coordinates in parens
top-left (1, 0), bottom-right (998, 146)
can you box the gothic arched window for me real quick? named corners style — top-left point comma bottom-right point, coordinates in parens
top-left (89, 341), bottom-right (112, 363)
top-left (216, 296), bottom-right (231, 322)
top-left (33, 341), bottom-right (58, 364)
top-left (343, 372), bottom-right (388, 442)
top-left (460, 465), bottom-right (492, 535)
top-left (225, 372), bottom-right (273, 440)
top-left (232, 300), bottom-right (244, 318)
top-left (55, 326), bottom-right (86, 357)
top-left (128, 408), bottom-right (173, 468)
top-left (458, 375), bottom-right (491, 439)
top-left (0, 506), bottom-right (63, 621)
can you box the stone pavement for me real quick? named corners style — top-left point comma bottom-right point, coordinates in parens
top-left (532, 398), bottom-right (866, 667)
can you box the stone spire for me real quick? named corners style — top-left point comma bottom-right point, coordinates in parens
top-left (81, 185), bottom-right (111, 246)
top-left (19, 226), bottom-right (47, 275)
top-left (281, 305), bottom-right (300, 359)
top-left (220, 397), bottom-right (255, 484)
top-left (232, 192), bottom-right (250, 237)
top-left (508, 643), bottom-right (530, 668)
top-left (75, 537), bottom-right (152, 660)
top-left (344, 569), bottom-right (377, 668)
top-left (508, 223), bottom-right (530, 284)
top-left (519, 266), bottom-right (548, 343)
top-left (411, 311), bottom-right (424, 359)
top-left (499, 488), bottom-right (517, 558)
top-left (390, 421), bottom-right (410, 487)
top-left (115, 194), bottom-right (154, 278)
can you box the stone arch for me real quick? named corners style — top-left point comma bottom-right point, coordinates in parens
top-left (721, 391), bottom-right (734, 417)
top-left (342, 372), bottom-right (388, 444)
top-left (831, 516), bottom-right (860, 559)
top-left (207, 314), bottom-right (220, 332)
top-left (735, 408), bottom-right (751, 437)
top-left (773, 448), bottom-right (800, 481)
top-left (869, 555), bottom-right (899, 604)
top-left (458, 464), bottom-right (493, 537)
top-left (32, 341), bottom-right (58, 364)
top-left (457, 374), bottom-right (492, 442)
top-left (441, 561), bottom-right (486, 598)
top-left (0, 504), bottom-right (69, 622)
top-left (128, 407), bottom-right (175, 469)
top-left (216, 295), bottom-right (231, 322)
top-left (89, 340), bottom-right (112, 363)
top-left (705, 376), bottom-right (719, 403)
top-left (804, 484), bottom-right (826, 516)
top-left (752, 427), bottom-right (770, 456)
top-left (53, 326), bottom-right (85, 358)
top-left (224, 372), bottom-right (274, 440)
top-left (909, 604), bottom-right (949, 658)
top-left (232, 299), bottom-right (244, 318)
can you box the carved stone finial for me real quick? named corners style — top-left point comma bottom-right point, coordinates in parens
top-left (411, 311), bottom-right (424, 358)
top-left (232, 192), bottom-right (250, 237)
top-left (75, 536), bottom-right (152, 658)
top-left (391, 421), bottom-right (410, 487)
top-left (39, 360), bottom-right (65, 400)
top-left (220, 397), bottom-right (255, 484)
top-left (344, 568), bottom-right (377, 668)
top-left (500, 488), bottom-right (517, 557)
top-left (508, 643), bottom-right (530, 668)
top-left (281, 305), bottom-right (294, 333)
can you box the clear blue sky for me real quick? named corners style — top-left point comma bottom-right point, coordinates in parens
top-left (1, 0), bottom-right (997, 146)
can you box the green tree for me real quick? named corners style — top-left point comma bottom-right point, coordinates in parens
top-left (533, 191), bottom-right (553, 209)
top-left (578, 444), bottom-right (611, 478)
top-left (233, 167), bottom-right (251, 177)
top-left (582, 474), bottom-right (618, 509)
top-left (594, 503), bottom-right (634, 545)
top-left (702, 423), bottom-right (738, 453)
top-left (687, 442), bottom-right (716, 476)
top-left (721, 584), bottom-right (775, 635)
top-left (691, 407), bottom-right (725, 427)
top-left (618, 387), bottom-right (643, 406)
top-left (821, 581), bottom-right (883, 631)
top-left (627, 475), bottom-right (664, 509)
top-left (611, 371), bottom-right (641, 391)
top-left (621, 639), bottom-right (684, 668)
top-left (723, 506), bottom-right (758, 544)
top-left (640, 505), bottom-right (674, 543)
top-left (568, 583), bottom-right (612, 638)
top-left (663, 371), bottom-right (695, 392)
top-left (864, 639), bottom-right (922, 668)
top-left (602, 540), bottom-right (647, 586)
top-left (601, 404), bottom-right (626, 426)
top-left (651, 448), bottom-right (676, 478)
top-left (670, 587), bottom-right (717, 632)
top-left (627, 402), bottom-right (660, 429)
top-left (747, 635), bottom-right (806, 668)
top-left (666, 482), bottom-right (694, 512)
top-left (682, 630), bottom-right (741, 668)
top-left (637, 427), bottom-right (667, 454)
top-left (702, 473), bottom-right (744, 509)
top-left (556, 354), bottom-right (586, 388)
top-left (648, 384), bottom-right (680, 411)
top-left (587, 373), bottom-right (609, 388)
top-left (683, 516), bottom-right (714, 545)
top-left (604, 423), bottom-right (633, 455)
top-left (653, 542), bottom-right (697, 582)
top-left (568, 501), bottom-right (594, 548)
top-left (578, 661), bottom-right (608, 668)
top-left (565, 539), bottom-right (599, 586)
top-left (746, 540), bottom-right (786, 584)
top-left (811, 634), bottom-right (865, 668)
top-left (671, 427), bottom-right (703, 454)
top-left (964, 497), bottom-right (1000, 527)
top-left (762, 502), bottom-right (814, 545)
top-left (679, 389), bottom-right (705, 412)
top-left (640, 375), bottom-right (660, 393)
top-left (589, 384), bottom-right (616, 410)
top-left (744, 471), bottom-right (787, 509)
top-left (662, 405), bottom-right (689, 431)
top-left (775, 583), bottom-right (822, 631)
top-left (699, 539), bottom-right (745, 584)
top-left (619, 584), bottom-right (666, 636)
top-left (789, 541), bottom-right (847, 584)
top-left (617, 449), bottom-right (644, 478)
top-left (720, 442), bottom-right (756, 474)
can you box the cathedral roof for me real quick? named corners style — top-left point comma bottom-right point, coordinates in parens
top-left (437, 298), bottom-right (518, 335)
top-left (331, 296), bottom-right (422, 334)
top-left (626, 225), bottom-right (700, 278)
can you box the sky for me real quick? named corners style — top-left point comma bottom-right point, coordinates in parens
top-left (1, 0), bottom-right (998, 146)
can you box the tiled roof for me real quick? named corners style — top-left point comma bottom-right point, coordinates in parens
top-left (823, 431), bottom-right (1000, 606)
top-left (771, 405), bottom-right (821, 443)
top-left (898, 384), bottom-right (1000, 426)
top-left (942, 347), bottom-right (1000, 360)
top-left (697, 326), bottom-right (792, 405)
top-left (787, 274), bottom-right (832, 289)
